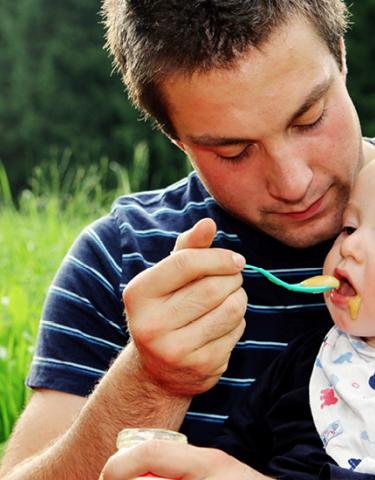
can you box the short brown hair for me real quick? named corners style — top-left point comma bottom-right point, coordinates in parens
top-left (102, 0), bottom-right (349, 138)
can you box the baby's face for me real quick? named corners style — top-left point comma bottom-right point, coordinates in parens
top-left (323, 160), bottom-right (375, 345)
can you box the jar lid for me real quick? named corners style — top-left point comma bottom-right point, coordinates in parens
top-left (117, 428), bottom-right (187, 450)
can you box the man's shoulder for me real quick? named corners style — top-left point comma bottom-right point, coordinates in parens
top-left (109, 172), bottom-right (218, 230)
top-left (113, 176), bottom-right (191, 211)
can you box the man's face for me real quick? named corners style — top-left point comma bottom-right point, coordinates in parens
top-left (323, 161), bottom-right (375, 344)
top-left (162, 18), bottom-right (364, 248)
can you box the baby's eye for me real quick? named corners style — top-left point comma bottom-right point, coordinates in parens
top-left (342, 226), bottom-right (356, 236)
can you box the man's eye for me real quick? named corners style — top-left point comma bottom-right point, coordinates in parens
top-left (215, 145), bottom-right (253, 163)
top-left (342, 226), bottom-right (356, 235)
top-left (296, 109), bottom-right (326, 132)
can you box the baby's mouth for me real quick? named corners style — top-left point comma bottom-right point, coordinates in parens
top-left (335, 275), bottom-right (357, 297)
top-left (331, 269), bottom-right (361, 320)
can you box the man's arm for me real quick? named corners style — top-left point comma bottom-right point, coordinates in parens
top-left (0, 219), bottom-right (247, 479)
top-left (0, 344), bottom-right (190, 480)
top-left (100, 440), bottom-right (273, 480)
top-left (0, 390), bottom-right (86, 474)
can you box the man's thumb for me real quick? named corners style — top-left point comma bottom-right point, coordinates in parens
top-left (173, 218), bottom-right (217, 251)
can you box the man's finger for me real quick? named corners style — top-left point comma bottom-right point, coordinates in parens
top-left (161, 274), bottom-right (245, 331)
top-left (124, 248), bottom-right (246, 301)
top-left (101, 441), bottom-right (214, 480)
top-left (160, 299), bottom-right (247, 368)
top-left (173, 217), bottom-right (217, 251)
top-left (176, 287), bottom-right (247, 348)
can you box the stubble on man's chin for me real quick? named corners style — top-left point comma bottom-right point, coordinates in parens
top-left (257, 192), bottom-right (350, 249)
top-left (258, 222), bottom-right (340, 249)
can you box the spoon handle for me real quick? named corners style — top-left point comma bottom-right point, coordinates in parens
top-left (243, 264), bottom-right (332, 294)
top-left (244, 264), bottom-right (295, 290)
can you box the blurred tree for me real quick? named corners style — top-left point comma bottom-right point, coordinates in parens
top-left (346, 1), bottom-right (375, 137)
top-left (0, 0), bottom-right (188, 194)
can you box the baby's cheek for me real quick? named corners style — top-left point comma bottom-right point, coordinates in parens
top-left (323, 241), bottom-right (342, 275)
top-left (324, 295), bottom-right (335, 320)
top-left (322, 253), bottom-right (334, 276)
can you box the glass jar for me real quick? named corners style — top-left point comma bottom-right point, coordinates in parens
top-left (116, 428), bottom-right (188, 479)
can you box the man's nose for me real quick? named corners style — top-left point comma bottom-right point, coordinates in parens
top-left (265, 143), bottom-right (313, 203)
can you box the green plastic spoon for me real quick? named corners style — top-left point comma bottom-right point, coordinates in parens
top-left (243, 263), bottom-right (339, 294)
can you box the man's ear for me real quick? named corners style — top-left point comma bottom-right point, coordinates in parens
top-left (339, 37), bottom-right (348, 79)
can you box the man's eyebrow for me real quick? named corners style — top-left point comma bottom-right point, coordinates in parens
top-left (186, 134), bottom-right (251, 147)
top-left (288, 75), bottom-right (334, 124)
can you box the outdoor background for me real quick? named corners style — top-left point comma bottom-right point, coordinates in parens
top-left (0, 0), bottom-right (374, 454)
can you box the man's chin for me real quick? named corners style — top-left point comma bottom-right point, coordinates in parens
top-left (254, 200), bottom-right (345, 248)
top-left (269, 232), bottom-right (334, 249)
top-left (258, 221), bottom-right (340, 249)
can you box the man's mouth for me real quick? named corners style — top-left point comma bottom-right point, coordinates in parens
top-left (274, 194), bottom-right (326, 221)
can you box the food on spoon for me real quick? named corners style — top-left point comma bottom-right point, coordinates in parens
top-left (300, 275), bottom-right (340, 289)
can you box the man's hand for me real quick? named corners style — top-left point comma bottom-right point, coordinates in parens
top-left (123, 218), bottom-right (247, 395)
top-left (100, 440), bottom-right (270, 480)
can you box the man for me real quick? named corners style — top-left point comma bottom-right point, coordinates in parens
top-left (1, 1), bottom-right (374, 479)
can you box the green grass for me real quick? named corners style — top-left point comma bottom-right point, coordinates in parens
top-left (0, 158), bottom-right (132, 447)
top-left (0, 441), bottom-right (6, 460)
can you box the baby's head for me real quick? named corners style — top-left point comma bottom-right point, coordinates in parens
top-left (323, 159), bottom-right (375, 344)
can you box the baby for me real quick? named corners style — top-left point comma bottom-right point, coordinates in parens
top-left (310, 157), bottom-right (375, 474)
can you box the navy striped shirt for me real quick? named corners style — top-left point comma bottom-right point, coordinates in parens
top-left (27, 171), bottom-right (333, 446)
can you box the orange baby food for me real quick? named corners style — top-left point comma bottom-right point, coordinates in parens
top-left (300, 275), bottom-right (340, 289)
